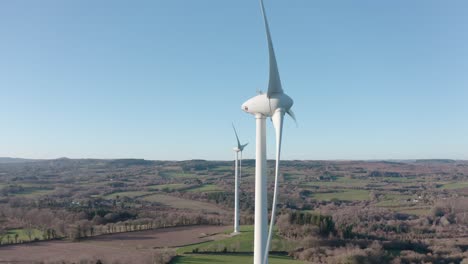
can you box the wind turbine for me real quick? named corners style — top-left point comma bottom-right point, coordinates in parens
top-left (240, 0), bottom-right (296, 263)
top-left (232, 124), bottom-right (248, 234)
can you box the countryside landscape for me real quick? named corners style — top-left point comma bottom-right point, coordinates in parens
top-left (1, 0), bottom-right (467, 263)
top-left (0, 158), bottom-right (467, 263)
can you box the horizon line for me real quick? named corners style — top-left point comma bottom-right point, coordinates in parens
top-left (1, 157), bottom-right (466, 162)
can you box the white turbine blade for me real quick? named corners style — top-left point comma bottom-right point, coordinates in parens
top-left (241, 142), bottom-right (249, 151)
top-left (232, 123), bottom-right (242, 149)
top-left (263, 109), bottom-right (284, 264)
top-left (286, 109), bottom-right (297, 126)
top-left (260, 0), bottom-right (283, 98)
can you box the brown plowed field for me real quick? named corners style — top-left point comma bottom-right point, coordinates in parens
top-left (0, 225), bottom-right (229, 263)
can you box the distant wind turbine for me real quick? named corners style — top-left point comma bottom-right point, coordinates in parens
top-left (240, 0), bottom-right (296, 263)
top-left (232, 124), bottom-right (248, 234)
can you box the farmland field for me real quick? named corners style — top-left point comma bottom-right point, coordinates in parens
top-left (394, 206), bottom-right (430, 216)
top-left (0, 226), bottom-right (228, 263)
top-left (375, 194), bottom-right (413, 207)
top-left (142, 194), bottom-right (221, 212)
top-left (0, 228), bottom-right (44, 244)
top-left (175, 225), bottom-right (300, 263)
top-left (173, 254), bottom-right (302, 264)
top-left (188, 184), bottom-right (222, 193)
top-left (440, 181), bottom-right (468, 189)
top-left (305, 176), bottom-right (368, 188)
top-left (211, 165), bottom-right (232, 171)
top-left (177, 225), bottom-right (295, 254)
top-left (160, 171), bottom-right (197, 178)
top-left (311, 189), bottom-right (370, 201)
top-left (1, 159), bottom-right (467, 263)
top-left (147, 183), bottom-right (188, 191)
top-left (103, 191), bottom-right (151, 199)
top-left (14, 187), bottom-right (56, 198)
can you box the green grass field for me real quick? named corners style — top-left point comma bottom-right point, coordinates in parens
top-left (175, 226), bottom-right (301, 263)
top-left (160, 171), bottom-right (198, 178)
top-left (311, 189), bottom-right (370, 201)
top-left (440, 182), bottom-right (468, 190)
top-left (305, 177), bottom-right (368, 188)
top-left (379, 177), bottom-right (415, 183)
top-left (283, 173), bottom-right (301, 181)
top-left (142, 194), bottom-right (218, 211)
top-left (374, 193), bottom-right (429, 215)
top-left (177, 226), bottom-right (295, 254)
top-left (172, 254), bottom-right (302, 264)
top-left (103, 191), bottom-right (151, 199)
top-left (188, 184), bottom-right (222, 193)
top-left (0, 228), bottom-right (44, 243)
top-left (393, 206), bottom-right (430, 216)
top-left (375, 194), bottom-right (413, 207)
top-left (147, 183), bottom-right (187, 191)
top-left (211, 166), bottom-right (232, 172)
top-left (15, 188), bottom-right (56, 198)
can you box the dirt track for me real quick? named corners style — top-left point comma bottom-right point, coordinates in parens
top-left (0, 225), bottom-right (228, 263)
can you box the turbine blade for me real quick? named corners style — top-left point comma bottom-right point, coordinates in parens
top-left (232, 123), bottom-right (242, 149)
top-left (286, 109), bottom-right (297, 126)
top-left (264, 109), bottom-right (284, 264)
top-left (260, 0), bottom-right (283, 98)
top-left (240, 142), bottom-right (249, 151)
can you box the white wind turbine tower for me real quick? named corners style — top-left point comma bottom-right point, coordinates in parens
top-left (240, 0), bottom-right (296, 263)
top-left (232, 124), bottom-right (248, 234)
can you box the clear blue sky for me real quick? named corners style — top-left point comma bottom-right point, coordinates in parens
top-left (1, 0), bottom-right (467, 160)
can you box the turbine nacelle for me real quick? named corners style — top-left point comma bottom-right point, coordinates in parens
top-left (241, 93), bottom-right (293, 117)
